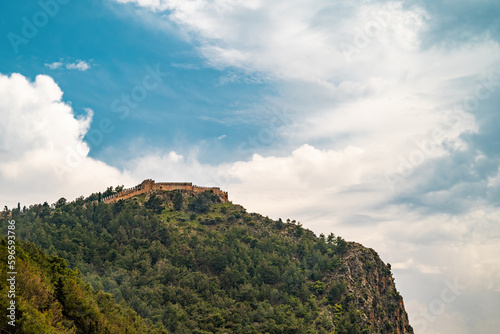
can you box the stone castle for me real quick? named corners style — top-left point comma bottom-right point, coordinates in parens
top-left (102, 179), bottom-right (229, 204)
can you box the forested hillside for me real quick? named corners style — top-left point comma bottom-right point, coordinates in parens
top-left (0, 237), bottom-right (167, 333)
top-left (4, 188), bottom-right (413, 333)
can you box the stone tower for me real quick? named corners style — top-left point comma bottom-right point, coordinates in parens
top-left (141, 179), bottom-right (155, 192)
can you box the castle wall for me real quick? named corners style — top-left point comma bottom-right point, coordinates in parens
top-left (102, 180), bottom-right (229, 204)
top-left (103, 188), bottom-right (144, 204)
top-left (154, 182), bottom-right (193, 192)
top-left (191, 185), bottom-right (229, 202)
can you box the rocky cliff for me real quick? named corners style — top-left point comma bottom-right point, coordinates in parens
top-left (332, 243), bottom-right (413, 333)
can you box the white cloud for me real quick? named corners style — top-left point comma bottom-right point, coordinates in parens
top-left (392, 258), bottom-right (442, 274)
top-left (0, 73), bottom-right (132, 207)
top-left (406, 299), bottom-right (469, 334)
top-left (66, 60), bottom-right (91, 71)
top-left (114, 0), bottom-right (427, 83)
top-left (3, 71), bottom-right (500, 333)
top-left (45, 60), bottom-right (91, 71)
top-left (45, 62), bottom-right (63, 70)
top-left (115, 0), bottom-right (171, 12)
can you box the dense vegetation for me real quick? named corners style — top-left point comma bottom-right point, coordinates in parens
top-left (4, 188), bottom-right (413, 333)
top-left (0, 237), bottom-right (167, 333)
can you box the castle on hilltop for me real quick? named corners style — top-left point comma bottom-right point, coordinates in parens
top-left (102, 179), bottom-right (229, 204)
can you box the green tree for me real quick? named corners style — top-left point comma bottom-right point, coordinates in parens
top-left (173, 191), bottom-right (183, 211)
top-left (103, 186), bottom-right (114, 198)
top-left (146, 194), bottom-right (163, 213)
top-left (189, 191), bottom-right (214, 213)
top-left (335, 236), bottom-right (348, 254)
top-left (55, 197), bottom-right (67, 208)
top-left (327, 280), bottom-right (347, 305)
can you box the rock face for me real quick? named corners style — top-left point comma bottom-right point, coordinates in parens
top-left (334, 243), bottom-right (414, 333)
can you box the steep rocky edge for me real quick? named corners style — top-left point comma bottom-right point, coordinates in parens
top-left (333, 244), bottom-right (413, 333)
top-left (7, 187), bottom-right (413, 333)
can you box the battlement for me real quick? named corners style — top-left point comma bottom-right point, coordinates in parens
top-left (102, 180), bottom-right (229, 204)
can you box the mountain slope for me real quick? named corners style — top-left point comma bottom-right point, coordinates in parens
top-left (8, 187), bottom-right (413, 333)
top-left (0, 237), bottom-right (167, 333)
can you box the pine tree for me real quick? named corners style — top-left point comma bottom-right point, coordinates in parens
top-left (173, 191), bottom-right (183, 211)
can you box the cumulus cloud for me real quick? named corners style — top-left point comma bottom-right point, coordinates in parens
top-left (0, 73), bottom-right (132, 207)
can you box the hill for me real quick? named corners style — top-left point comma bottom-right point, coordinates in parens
top-left (5, 185), bottom-right (413, 333)
top-left (0, 237), bottom-right (167, 333)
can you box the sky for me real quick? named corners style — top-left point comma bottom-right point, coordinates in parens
top-left (1, 0), bottom-right (499, 332)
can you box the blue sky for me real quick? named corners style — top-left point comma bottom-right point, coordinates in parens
top-left (1, 1), bottom-right (500, 333)
top-left (1, 0), bottom-right (275, 165)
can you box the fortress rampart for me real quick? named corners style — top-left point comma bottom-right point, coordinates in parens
top-left (102, 179), bottom-right (229, 204)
